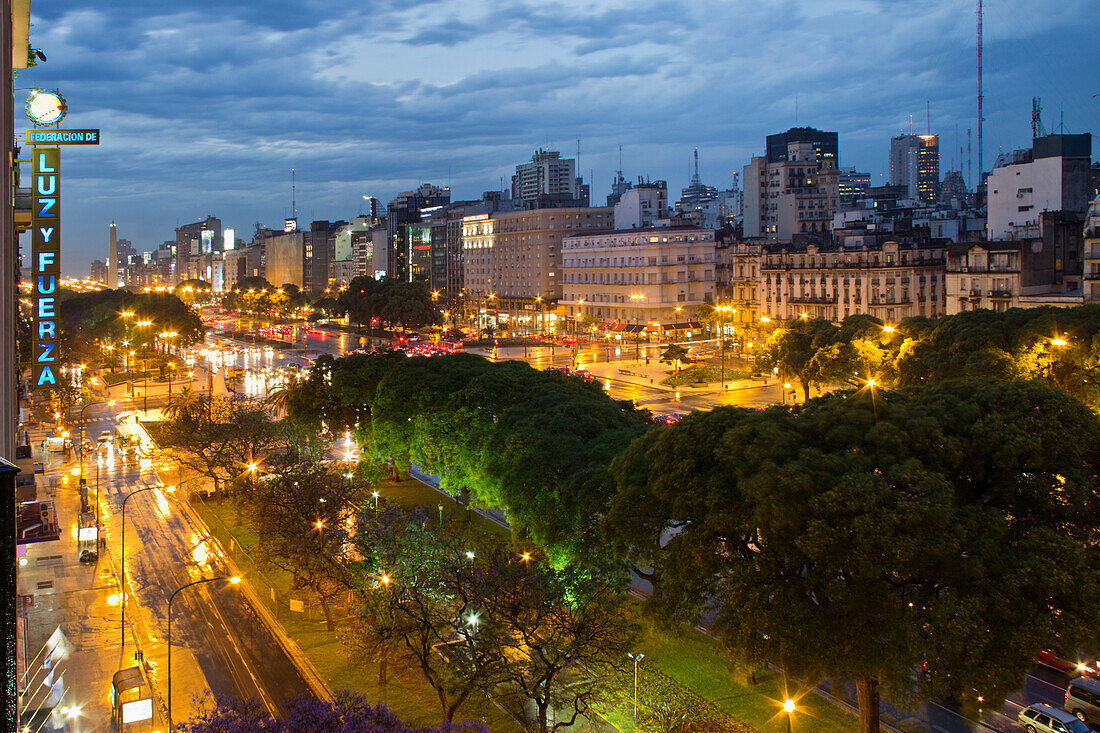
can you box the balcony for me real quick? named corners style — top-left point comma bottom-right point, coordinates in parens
top-left (988, 289), bottom-right (1013, 298)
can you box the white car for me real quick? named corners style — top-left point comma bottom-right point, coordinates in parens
top-left (1019, 704), bottom-right (1091, 733)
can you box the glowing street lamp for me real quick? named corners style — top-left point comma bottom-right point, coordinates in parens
top-left (784, 699), bottom-right (796, 733)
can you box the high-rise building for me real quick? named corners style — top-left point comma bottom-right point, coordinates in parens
top-left (766, 127), bottom-right (839, 164)
top-left (511, 150), bottom-right (588, 207)
top-left (743, 127), bottom-right (840, 240)
top-left (387, 184), bottom-right (450, 282)
top-left (940, 170), bottom-right (968, 204)
top-left (838, 167), bottom-right (871, 201)
top-left (174, 216), bottom-right (221, 284)
top-left (90, 259), bottom-right (108, 285)
top-left (462, 206), bottom-right (612, 301)
top-left (889, 134), bottom-right (940, 204)
top-left (987, 133), bottom-right (1093, 241)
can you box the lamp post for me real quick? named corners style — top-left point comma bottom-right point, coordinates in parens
top-left (160, 331), bottom-right (178, 405)
top-left (168, 576), bottom-right (240, 729)
top-left (627, 652), bottom-right (644, 717)
top-left (78, 399), bottom-right (115, 549)
top-left (784, 699), bottom-right (795, 733)
top-left (120, 485), bottom-right (162, 649)
top-left (630, 294), bottom-right (644, 362)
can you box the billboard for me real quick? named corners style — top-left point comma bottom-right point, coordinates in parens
top-left (31, 148), bottom-right (61, 390)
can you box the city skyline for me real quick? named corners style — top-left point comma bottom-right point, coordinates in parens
top-left (19, 0), bottom-right (1098, 275)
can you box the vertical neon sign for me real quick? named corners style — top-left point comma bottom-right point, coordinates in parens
top-left (32, 148), bottom-right (60, 389)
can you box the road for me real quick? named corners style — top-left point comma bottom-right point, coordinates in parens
top-left (89, 401), bottom-right (312, 723)
top-left (179, 315), bottom-right (1094, 733)
top-left (199, 315), bottom-right (783, 412)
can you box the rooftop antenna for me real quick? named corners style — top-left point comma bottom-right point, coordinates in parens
top-left (1031, 97), bottom-right (1044, 139)
top-left (909, 114), bottom-right (913, 136)
top-left (926, 100), bottom-right (931, 135)
top-left (691, 147), bottom-right (701, 186)
top-left (795, 94), bottom-right (798, 125)
top-left (977, 0), bottom-right (984, 181)
top-left (618, 145), bottom-right (623, 178)
top-left (291, 168), bottom-right (297, 219)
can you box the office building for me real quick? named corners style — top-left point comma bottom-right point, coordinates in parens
top-left (90, 259), bottom-right (108, 285)
top-left (262, 219), bottom-right (345, 295)
top-left (462, 206), bottom-right (612, 303)
top-left (743, 127), bottom-right (840, 240)
top-left (387, 184), bottom-right (450, 282)
top-left (889, 134), bottom-right (940, 204)
top-left (174, 216), bottom-right (222, 284)
top-left (838, 167), bottom-right (871, 201)
top-left (766, 127), bottom-right (839, 164)
top-left (560, 224), bottom-right (717, 329)
top-left (987, 133), bottom-right (1093, 241)
top-left (511, 150), bottom-right (588, 207)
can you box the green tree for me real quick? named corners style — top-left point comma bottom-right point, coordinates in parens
top-left (249, 460), bottom-right (364, 631)
top-left (756, 318), bottom-right (839, 399)
top-left (659, 344), bottom-right (690, 371)
top-left (604, 379), bottom-right (1100, 733)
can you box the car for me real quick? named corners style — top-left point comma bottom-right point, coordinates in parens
top-left (1019, 704), bottom-right (1091, 733)
top-left (654, 413), bottom-right (685, 425)
top-left (1066, 677), bottom-right (1100, 723)
top-left (1038, 649), bottom-right (1100, 678)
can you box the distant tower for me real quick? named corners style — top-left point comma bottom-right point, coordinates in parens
top-left (108, 222), bottom-right (118, 288)
top-left (976, 0), bottom-right (984, 181)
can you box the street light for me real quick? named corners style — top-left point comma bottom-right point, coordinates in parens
top-left (168, 576), bottom-right (240, 729)
top-left (630, 294), bottom-right (644, 362)
top-left (784, 699), bottom-right (796, 733)
top-left (628, 652), bottom-right (644, 717)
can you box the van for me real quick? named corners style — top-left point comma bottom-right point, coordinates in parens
top-left (1066, 677), bottom-right (1100, 724)
top-left (1020, 703), bottom-right (1091, 733)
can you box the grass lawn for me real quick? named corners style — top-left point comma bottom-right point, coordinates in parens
top-left (661, 363), bottom-right (754, 387)
top-left (636, 618), bottom-right (856, 733)
top-left (191, 495), bottom-right (521, 732)
top-left (192, 475), bottom-right (855, 733)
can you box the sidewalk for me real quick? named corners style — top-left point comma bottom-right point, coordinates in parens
top-left (15, 423), bottom-right (168, 732)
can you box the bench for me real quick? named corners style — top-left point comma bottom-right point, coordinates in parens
top-left (618, 369), bottom-right (634, 376)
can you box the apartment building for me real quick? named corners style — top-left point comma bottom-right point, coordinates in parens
top-left (560, 225), bottom-right (717, 327)
top-left (461, 207), bottom-right (613, 301)
top-left (758, 240), bottom-right (947, 322)
top-left (744, 128), bottom-right (840, 240)
top-left (946, 210), bottom-right (1086, 313)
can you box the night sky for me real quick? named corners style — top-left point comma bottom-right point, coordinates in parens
top-left (20, 0), bottom-right (1099, 276)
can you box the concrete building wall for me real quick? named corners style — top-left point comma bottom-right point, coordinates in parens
top-left (758, 241), bottom-right (947, 322)
top-left (264, 232), bottom-right (305, 289)
top-left (988, 156), bottom-right (1066, 240)
top-left (560, 226), bottom-right (717, 326)
top-left (462, 207), bottom-right (613, 301)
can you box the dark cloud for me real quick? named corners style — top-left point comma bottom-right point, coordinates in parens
top-left (19, 0), bottom-right (1098, 274)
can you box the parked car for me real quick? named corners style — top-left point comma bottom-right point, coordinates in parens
top-left (1019, 703), bottom-right (1091, 733)
top-left (1066, 677), bottom-right (1100, 723)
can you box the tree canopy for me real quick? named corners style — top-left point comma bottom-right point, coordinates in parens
top-left (604, 378), bottom-right (1100, 733)
top-left (338, 276), bottom-right (442, 331)
top-left (285, 352), bottom-right (649, 560)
